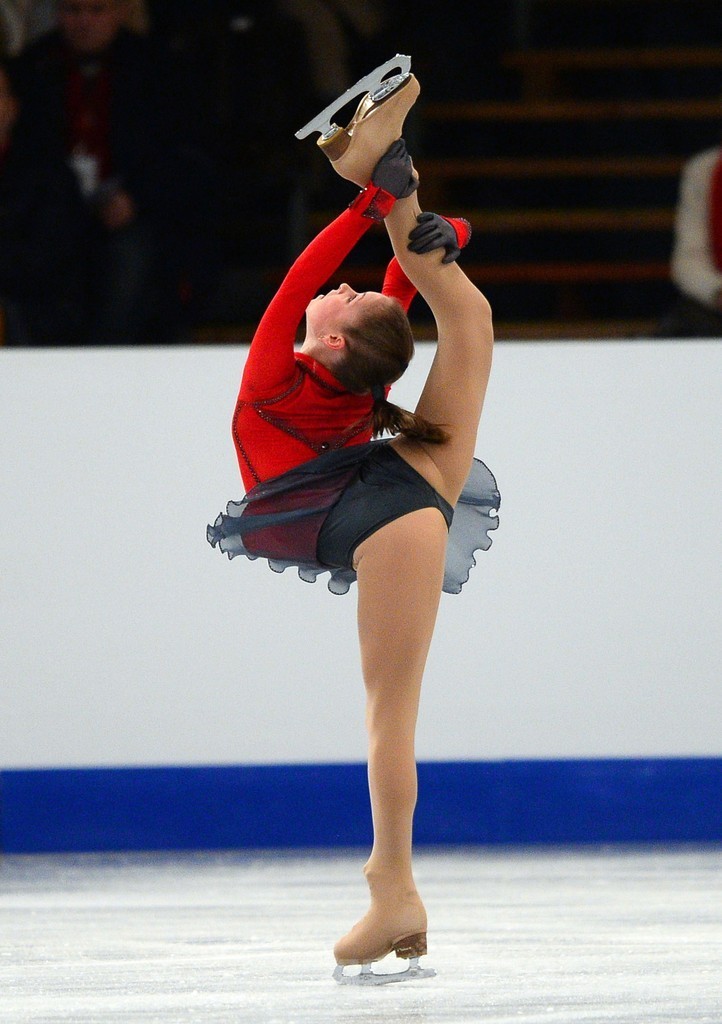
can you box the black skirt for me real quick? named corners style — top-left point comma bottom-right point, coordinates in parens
top-left (207, 440), bottom-right (500, 595)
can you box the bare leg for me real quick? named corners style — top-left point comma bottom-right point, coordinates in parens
top-left (328, 131), bottom-right (493, 502)
top-left (384, 192), bottom-right (495, 505)
top-left (333, 507), bottom-right (448, 965)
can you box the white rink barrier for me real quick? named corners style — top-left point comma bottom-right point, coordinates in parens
top-left (1, 340), bottom-right (721, 850)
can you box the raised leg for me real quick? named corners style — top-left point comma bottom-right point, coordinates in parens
top-left (317, 107), bottom-right (494, 502)
top-left (333, 506), bottom-right (448, 966)
top-left (383, 192), bottom-right (494, 506)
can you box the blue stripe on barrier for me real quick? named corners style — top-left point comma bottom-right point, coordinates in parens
top-left (1, 759), bottom-right (720, 853)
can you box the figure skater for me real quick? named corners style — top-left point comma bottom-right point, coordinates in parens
top-left (208, 57), bottom-right (499, 984)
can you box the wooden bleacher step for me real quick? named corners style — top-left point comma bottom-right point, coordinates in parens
top-left (315, 260), bottom-right (669, 287)
top-left (423, 98), bottom-right (722, 122)
top-left (502, 46), bottom-right (722, 98)
top-left (416, 156), bottom-right (684, 180)
top-left (193, 318), bottom-right (659, 344)
top-left (311, 208), bottom-right (675, 233)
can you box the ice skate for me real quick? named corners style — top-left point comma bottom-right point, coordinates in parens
top-left (333, 931), bottom-right (435, 985)
top-left (295, 53), bottom-right (420, 186)
top-left (332, 892), bottom-right (435, 985)
top-left (333, 956), bottom-right (436, 985)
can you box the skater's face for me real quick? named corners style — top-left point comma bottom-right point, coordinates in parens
top-left (306, 283), bottom-right (395, 341)
top-left (58, 0), bottom-right (124, 55)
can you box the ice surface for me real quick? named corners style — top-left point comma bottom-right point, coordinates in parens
top-left (1, 846), bottom-right (721, 1023)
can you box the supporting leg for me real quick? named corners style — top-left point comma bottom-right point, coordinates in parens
top-left (333, 507), bottom-right (447, 967)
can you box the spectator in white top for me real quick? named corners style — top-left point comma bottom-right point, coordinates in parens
top-left (657, 145), bottom-right (722, 337)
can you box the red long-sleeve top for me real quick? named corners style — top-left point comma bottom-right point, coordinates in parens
top-left (233, 185), bottom-right (418, 490)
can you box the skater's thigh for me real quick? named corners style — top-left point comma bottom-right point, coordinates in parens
top-left (354, 506), bottom-right (447, 696)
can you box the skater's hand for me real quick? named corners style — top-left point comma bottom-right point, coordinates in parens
top-left (371, 138), bottom-right (418, 199)
top-left (408, 212), bottom-right (472, 264)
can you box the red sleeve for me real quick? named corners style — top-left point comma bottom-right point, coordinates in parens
top-left (240, 185), bottom-right (396, 398)
top-left (381, 256), bottom-right (417, 313)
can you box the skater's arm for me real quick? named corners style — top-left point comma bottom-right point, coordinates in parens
top-left (382, 214), bottom-right (472, 311)
top-left (381, 257), bottom-right (417, 312)
top-left (240, 186), bottom-right (396, 398)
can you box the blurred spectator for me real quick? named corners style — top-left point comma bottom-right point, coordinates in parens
top-left (0, 58), bottom-right (86, 345)
top-left (12, 0), bottom-right (219, 344)
top-left (123, 0), bottom-right (148, 34)
top-left (24, 0), bottom-right (56, 41)
top-left (0, 0), bottom-right (147, 56)
top-left (278, 0), bottom-right (387, 103)
top-left (146, 1), bottom-right (316, 283)
top-left (0, 1), bottom-right (30, 55)
top-left (389, 1), bottom-right (511, 101)
top-left (656, 144), bottom-right (722, 337)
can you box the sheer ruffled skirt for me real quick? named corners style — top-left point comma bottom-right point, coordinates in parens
top-left (207, 441), bottom-right (500, 595)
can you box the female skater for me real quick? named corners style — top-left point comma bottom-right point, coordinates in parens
top-left (208, 64), bottom-right (498, 982)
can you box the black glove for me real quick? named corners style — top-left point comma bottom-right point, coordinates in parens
top-left (408, 212), bottom-right (472, 264)
top-left (371, 138), bottom-right (418, 199)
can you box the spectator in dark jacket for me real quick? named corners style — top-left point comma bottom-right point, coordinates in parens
top-left (0, 59), bottom-right (86, 346)
top-left (13, 0), bottom-right (218, 344)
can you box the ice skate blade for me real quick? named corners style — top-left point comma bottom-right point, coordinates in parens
top-left (333, 957), bottom-right (436, 986)
top-left (295, 54), bottom-right (412, 140)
